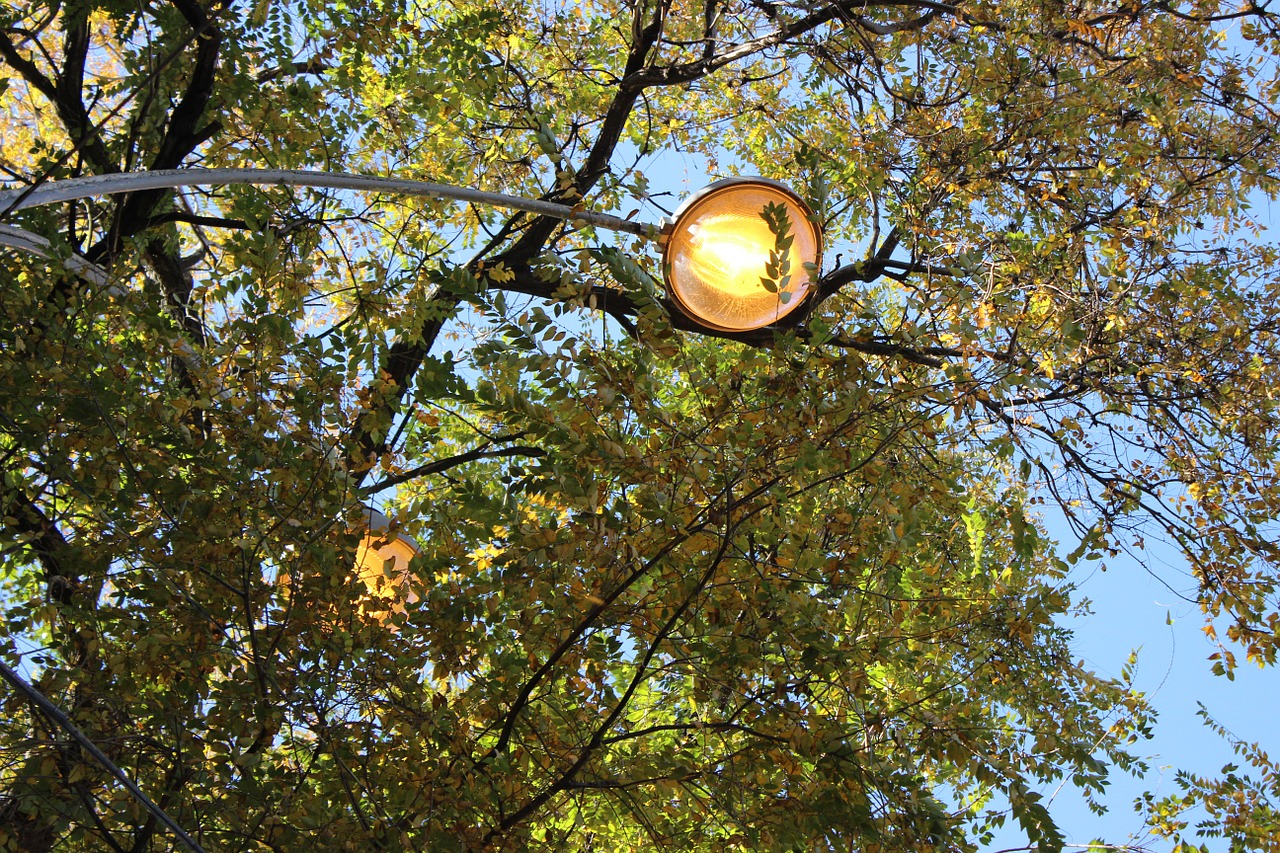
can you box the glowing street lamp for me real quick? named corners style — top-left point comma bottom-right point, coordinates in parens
top-left (662, 177), bottom-right (823, 332)
top-left (353, 507), bottom-right (420, 623)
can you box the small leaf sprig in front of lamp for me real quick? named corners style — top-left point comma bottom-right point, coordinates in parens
top-left (759, 200), bottom-right (795, 304)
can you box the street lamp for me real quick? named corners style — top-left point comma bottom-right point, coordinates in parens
top-left (0, 168), bottom-right (822, 334)
top-left (353, 507), bottom-right (420, 623)
top-left (662, 177), bottom-right (822, 332)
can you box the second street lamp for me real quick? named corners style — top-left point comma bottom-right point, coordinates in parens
top-left (353, 507), bottom-right (421, 624)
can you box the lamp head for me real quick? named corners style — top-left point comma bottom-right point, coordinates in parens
top-left (661, 177), bottom-right (823, 333)
top-left (353, 507), bottom-right (420, 622)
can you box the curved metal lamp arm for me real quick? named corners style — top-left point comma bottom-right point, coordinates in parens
top-left (0, 224), bottom-right (115, 289)
top-left (0, 167), bottom-right (659, 240)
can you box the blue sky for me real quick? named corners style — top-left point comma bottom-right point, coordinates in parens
top-left (1046, 536), bottom-right (1280, 849)
top-left (989, 171), bottom-right (1280, 851)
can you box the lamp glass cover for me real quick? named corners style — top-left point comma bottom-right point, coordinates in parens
top-left (664, 180), bottom-right (821, 332)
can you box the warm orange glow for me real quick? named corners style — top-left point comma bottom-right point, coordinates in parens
top-left (353, 526), bottom-right (419, 623)
top-left (663, 179), bottom-right (822, 332)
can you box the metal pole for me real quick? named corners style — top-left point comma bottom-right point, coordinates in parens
top-left (0, 167), bottom-right (658, 239)
top-left (0, 659), bottom-right (210, 853)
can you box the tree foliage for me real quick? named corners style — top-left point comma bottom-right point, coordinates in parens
top-left (1, 0), bottom-right (1279, 850)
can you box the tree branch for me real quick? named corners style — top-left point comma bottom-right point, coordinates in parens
top-left (103, 0), bottom-right (223, 259)
top-left (632, 0), bottom-right (958, 89)
top-left (1, 488), bottom-right (78, 604)
top-left (144, 211), bottom-right (250, 230)
top-left (484, 501), bottom-right (741, 844)
top-left (348, 1), bottom-right (674, 472)
top-left (255, 56), bottom-right (332, 84)
top-left (0, 18), bottom-right (113, 171)
top-left (360, 442), bottom-right (546, 495)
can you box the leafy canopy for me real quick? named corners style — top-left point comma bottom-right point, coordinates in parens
top-left (1, 0), bottom-right (1279, 851)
